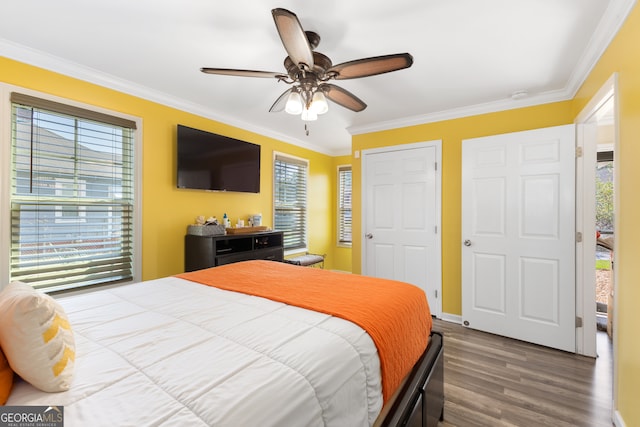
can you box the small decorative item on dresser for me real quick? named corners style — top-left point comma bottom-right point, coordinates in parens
top-left (223, 213), bottom-right (231, 228)
top-left (225, 226), bottom-right (269, 235)
top-left (187, 215), bottom-right (226, 236)
top-left (187, 224), bottom-right (226, 236)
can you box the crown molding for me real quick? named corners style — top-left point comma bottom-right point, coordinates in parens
top-left (564, 0), bottom-right (637, 98)
top-left (348, 89), bottom-right (572, 135)
top-left (0, 39), bottom-right (336, 156)
top-left (350, 0), bottom-right (636, 136)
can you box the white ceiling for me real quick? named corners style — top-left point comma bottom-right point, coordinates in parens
top-left (0, 0), bottom-right (634, 155)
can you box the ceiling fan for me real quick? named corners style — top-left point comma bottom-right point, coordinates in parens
top-left (201, 8), bottom-right (413, 121)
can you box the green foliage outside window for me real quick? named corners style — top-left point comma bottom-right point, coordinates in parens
top-left (595, 162), bottom-right (614, 233)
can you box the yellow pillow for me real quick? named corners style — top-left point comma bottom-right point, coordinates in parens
top-left (0, 281), bottom-right (75, 392)
top-left (0, 348), bottom-right (13, 404)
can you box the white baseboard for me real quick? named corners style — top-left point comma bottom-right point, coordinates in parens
top-left (439, 313), bottom-right (462, 324)
top-left (613, 410), bottom-right (626, 427)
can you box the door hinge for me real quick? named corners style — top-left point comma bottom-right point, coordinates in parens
top-left (576, 316), bottom-right (583, 328)
top-left (576, 146), bottom-right (583, 158)
top-left (434, 225), bottom-right (438, 234)
top-left (434, 162), bottom-right (438, 171)
top-left (434, 290), bottom-right (438, 299)
top-left (576, 231), bottom-right (583, 243)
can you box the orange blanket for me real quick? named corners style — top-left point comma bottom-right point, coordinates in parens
top-left (176, 260), bottom-right (432, 402)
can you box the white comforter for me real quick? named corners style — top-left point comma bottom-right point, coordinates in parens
top-left (7, 277), bottom-right (383, 426)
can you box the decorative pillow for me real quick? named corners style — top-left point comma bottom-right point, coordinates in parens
top-left (0, 348), bottom-right (13, 404)
top-left (0, 281), bottom-right (75, 392)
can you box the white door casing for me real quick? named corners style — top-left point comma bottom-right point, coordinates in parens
top-left (575, 119), bottom-right (598, 358)
top-left (461, 125), bottom-right (576, 352)
top-left (362, 141), bottom-right (442, 318)
top-left (575, 73), bottom-right (618, 358)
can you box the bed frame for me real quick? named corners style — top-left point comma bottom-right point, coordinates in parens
top-left (380, 331), bottom-right (444, 427)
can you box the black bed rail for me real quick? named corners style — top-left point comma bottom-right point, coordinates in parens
top-left (380, 331), bottom-right (444, 427)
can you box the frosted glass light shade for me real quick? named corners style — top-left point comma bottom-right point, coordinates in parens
top-left (310, 91), bottom-right (329, 114)
top-left (285, 91), bottom-right (303, 115)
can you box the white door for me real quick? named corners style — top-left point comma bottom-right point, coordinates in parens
top-left (362, 141), bottom-right (442, 317)
top-left (461, 125), bottom-right (576, 352)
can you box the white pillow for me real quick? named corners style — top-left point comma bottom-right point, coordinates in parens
top-left (0, 281), bottom-right (75, 392)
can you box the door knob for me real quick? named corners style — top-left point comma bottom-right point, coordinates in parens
top-left (463, 239), bottom-right (472, 247)
top-left (366, 233), bottom-right (373, 239)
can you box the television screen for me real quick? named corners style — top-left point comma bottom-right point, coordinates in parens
top-left (177, 125), bottom-right (261, 193)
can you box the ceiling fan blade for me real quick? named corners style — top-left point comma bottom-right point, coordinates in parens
top-left (201, 68), bottom-right (283, 78)
top-left (272, 8), bottom-right (314, 70)
top-left (269, 88), bottom-right (294, 112)
top-left (321, 84), bottom-right (367, 112)
top-left (328, 53), bottom-right (413, 80)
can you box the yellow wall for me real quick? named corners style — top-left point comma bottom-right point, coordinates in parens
top-left (0, 56), bottom-right (339, 277)
top-left (571, 3), bottom-right (640, 424)
top-left (352, 101), bottom-right (574, 314)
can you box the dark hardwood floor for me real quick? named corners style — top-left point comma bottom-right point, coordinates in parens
top-left (433, 319), bottom-right (613, 427)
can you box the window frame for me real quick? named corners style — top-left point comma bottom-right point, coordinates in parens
top-left (273, 152), bottom-right (308, 254)
top-left (1, 87), bottom-right (142, 292)
top-left (54, 178), bottom-right (87, 223)
top-left (337, 164), bottom-right (352, 247)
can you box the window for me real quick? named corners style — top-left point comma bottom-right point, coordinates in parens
top-left (273, 153), bottom-right (308, 251)
top-left (338, 165), bottom-right (352, 246)
top-left (10, 93), bottom-right (137, 291)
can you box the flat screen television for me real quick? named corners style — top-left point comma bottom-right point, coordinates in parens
top-left (177, 125), bottom-right (261, 193)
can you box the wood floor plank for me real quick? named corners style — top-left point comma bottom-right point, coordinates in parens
top-left (434, 319), bottom-right (613, 427)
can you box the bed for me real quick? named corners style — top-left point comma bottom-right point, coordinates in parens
top-left (1, 260), bottom-right (443, 427)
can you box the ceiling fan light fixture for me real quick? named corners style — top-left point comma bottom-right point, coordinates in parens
top-left (285, 90), bottom-right (303, 114)
top-left (301, 107), bottom-right (317, 121)
top-left (201, 8), bottom-right (413, 125)
top-left (310, 91), bottom-right (329, 115)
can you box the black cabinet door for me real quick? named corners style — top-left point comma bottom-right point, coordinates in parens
top-left (184, 235), bottom-right (215, 272)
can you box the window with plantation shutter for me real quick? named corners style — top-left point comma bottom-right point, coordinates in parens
top-left (338, 165), bottom-right (352, 245)
top-left (9, 93), bottom-right (137, 292)
top-left (273, 153), bottom-right (308, 251)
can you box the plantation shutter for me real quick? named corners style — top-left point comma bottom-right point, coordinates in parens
top-left (274, 154), bottom-right (308, 250)
top-left (338, 165), bottom-right (352, 244)
top-left (10, 93), bottom-right (136, 292)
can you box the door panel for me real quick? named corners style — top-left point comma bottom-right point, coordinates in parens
top-left (373, 244), bottom-right (395, 280)
top-left (473, 177), bottom-right (506, 235)
top-left (521, 175), bottom-right (559, 238)
top-left (373, 184), bottom-right (394, 228)
top-left (520, 257), bottom-right (559, 323)
top-left (405, 246), bottom-right (428, 287)
top-left (462, 125), bottom-right (575, 352)
top-left (473, 253), bottom-right (506, 314)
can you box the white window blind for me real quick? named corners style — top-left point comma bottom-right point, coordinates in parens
top-left (10, 93), bottom-right (136, 292)
top-left (274, 154), bottom-right (308, 251)
top-left (338, 165), bottom-right (352, 245)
